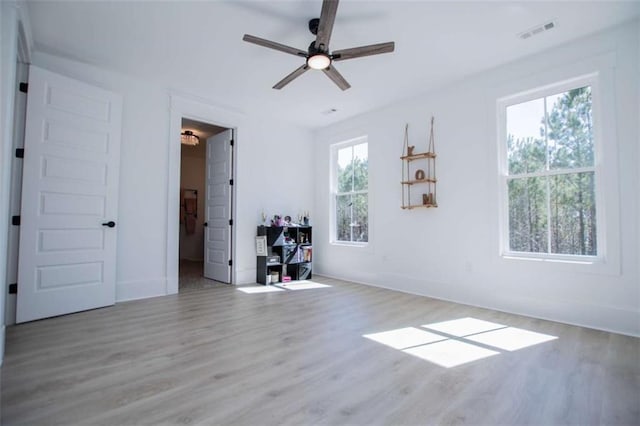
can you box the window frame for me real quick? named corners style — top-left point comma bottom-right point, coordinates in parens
top-left (330, 136), bottom-right (369, 247)
top-left (497, 73), bottom-right (605, 263)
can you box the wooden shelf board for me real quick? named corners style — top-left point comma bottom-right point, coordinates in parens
top-left (401, 179), bottom-right (437, 185)
top-left (400, 152), bottom-right (436, 161)
top-left (401, 203), bottom-right (438, 210)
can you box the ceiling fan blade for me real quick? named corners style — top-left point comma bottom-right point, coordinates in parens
top-left (273, 64), bottom-right (310, 90)
top-left (315, 0), bottom-right (339, 51)
top-left (322, 65), bottom-right (351, 91)
top-left (243, 34), bottom-right (307, 57)
top-left (332, 41), bottom-right (395, 61)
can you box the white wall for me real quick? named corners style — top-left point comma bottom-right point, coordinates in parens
top-left (26, 51), bottom-right (314, 303)
top-left (314, 21), bottom-right (639, 336)
top-left (179, 145), bottom-right (206, 261)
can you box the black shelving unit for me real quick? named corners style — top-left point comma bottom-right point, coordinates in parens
top-left (256, 226), bottom-right (312, 285)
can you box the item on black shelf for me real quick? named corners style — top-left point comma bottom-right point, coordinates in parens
top-left (267, 255), bottom-right (280, 264)
top-left (282, 276), bottom-right (292, 283)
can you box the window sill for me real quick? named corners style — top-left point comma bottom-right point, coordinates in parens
top-left (330, 241), bottom-right (369, 248)
top-left (500, 251), bottom-right (619, 275)
top-left (502, 252), bottom-right (598, 264)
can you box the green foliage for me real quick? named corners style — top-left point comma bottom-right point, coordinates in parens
top-left (338, 157), bottom-right (368, 192)
top-left (507, 86), bottom-right (596, 256)
top-left (336, 157), bottom-right (368, 242)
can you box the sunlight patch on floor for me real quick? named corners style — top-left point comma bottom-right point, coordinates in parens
top-left (237, 286), bottom-right (286, 294)
top-left (364, 317), bottom-right (558, 368)
top-left (363, 327), bottom-right (446, 350)
top-left (403, 339), bottom-right (500, 368)
top-left (465, 326), bottom-right (558, 351)
top-left (238, 280), bottom-right (331, 294)
top-left (421, 317), bottom-right (506, 337)
top-left (275, 281), bottom-right (332, 290)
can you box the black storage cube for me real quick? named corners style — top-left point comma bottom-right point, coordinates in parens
top-left (298, 263), bottom-right (312, 280)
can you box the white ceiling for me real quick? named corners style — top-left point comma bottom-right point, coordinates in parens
top-left (26, 1), bottom-right (640, 129)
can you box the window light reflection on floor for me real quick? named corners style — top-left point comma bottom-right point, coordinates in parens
top-left (364, 317), bottom-right (558, 368)
top-left (404, 339), bottom-right (500, 368)
top-left (237, 286), bottom-right (286, 294)
top-left (465, 326), bottom-right (557, 351)
top-left (275, 281), bottom-right (331, 290)
top-left (363, 327), bottom-right (445, 350)
top-left (421, 317), bottom-right (507, 337)
top-left (237, 280), bottom-right (331, 294)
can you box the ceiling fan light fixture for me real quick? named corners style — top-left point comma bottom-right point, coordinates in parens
top-left (181, 130), bottom-right (200, 146)
top-left (307, 53), bottom-right (331, 70)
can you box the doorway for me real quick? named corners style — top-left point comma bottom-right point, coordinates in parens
top-left (178, 118), bottom-right (232, 290)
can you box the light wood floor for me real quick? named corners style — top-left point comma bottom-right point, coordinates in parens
top-left (178, 260), bottom-right (225, 291)
top-left (2, 275), bottom-right (639, 425)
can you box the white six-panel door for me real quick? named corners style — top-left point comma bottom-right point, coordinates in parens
top-left (203, 129), bottom-right (232, 283)
top-left (16, 66), bottom-right (122, 323)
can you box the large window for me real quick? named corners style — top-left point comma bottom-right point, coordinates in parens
top-left (500, 79), bottom-right (598, 258)
top-left (331, 137), bottom-right (368, 244)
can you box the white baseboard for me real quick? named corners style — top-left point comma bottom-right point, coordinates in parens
top-left (116, 278), bottom-right (167, 302)
top-left (316, 271), bottom-right (640, 338)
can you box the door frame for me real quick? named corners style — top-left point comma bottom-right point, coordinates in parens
top-left (2, 2), bottom-right (32, 333)
top-left (167, 94), bottom-right (239, 294)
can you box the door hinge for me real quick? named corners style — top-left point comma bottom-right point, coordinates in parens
top-left (229, 179), bottom-right (234, 186)
top-left (15, 148), bottom-right (24, 158)
top-left (228, 260), bottom-right (233, 266)
top-left (230, 139), bottom-right (234, 146)
top-left (19, 82), bottom-right (28, 93)
top-left (8, 283), bottom-right (17, 294)
top-left (11, 215), bottom-right (20, 226)
top-left (229, 219), bottom-right (233, 226)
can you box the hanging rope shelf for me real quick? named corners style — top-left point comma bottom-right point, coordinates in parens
top-left (401, 116), bottom-right (437, 209)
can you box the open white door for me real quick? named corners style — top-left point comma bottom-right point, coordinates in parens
top-left (16, 66), bottom-right (122, 323)
top-left (203, 129), bottom-right (233, 283)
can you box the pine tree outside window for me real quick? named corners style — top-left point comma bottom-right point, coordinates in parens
top-left (500, 77), bottom-right (599, 259)
top-left (331, 137), bottom-right (368, 244)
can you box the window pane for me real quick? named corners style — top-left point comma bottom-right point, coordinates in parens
top-left (549, 172), bottom-right (597, 255)
top-left (336, 194), bottom-right (352, 242)
top-left (507, 98), bottom-right (546, 175)
top-left (351, 193), bottom-right (368, 242)
top-left (508, 177), bottom-right (548, 253)
top-left (352, 143), bottom-right (368, 191)
top-left (547, 86), bottom-right (594, 170)
top-left (337, 146), bottom-right (353, 193)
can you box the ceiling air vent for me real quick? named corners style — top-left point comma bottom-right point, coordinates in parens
top-left (518, 21), bottom-right (556, 40)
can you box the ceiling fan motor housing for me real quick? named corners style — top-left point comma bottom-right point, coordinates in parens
top-left (308, 40), bottom-right (325, 56)
top-left (308, 18), bottom-right (320, 35)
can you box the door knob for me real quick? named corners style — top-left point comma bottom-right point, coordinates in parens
top-left (204, 222), bottom-right (208, 227)
top-left (102, 221), bottom-right (116, 228)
